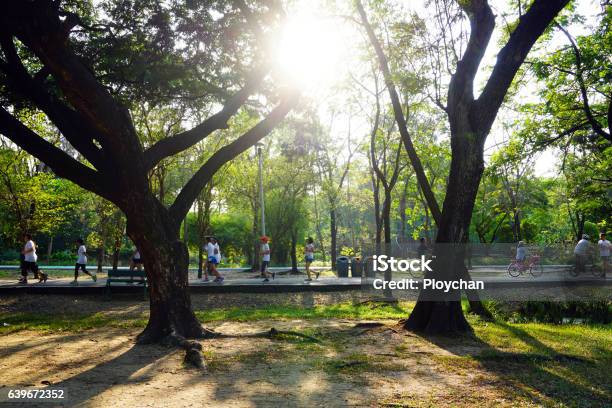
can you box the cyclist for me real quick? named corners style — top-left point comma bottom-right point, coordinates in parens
top-left (516, 241), bottom-right (527, 266)
top-left (573, 234), bottom-right (591, 274)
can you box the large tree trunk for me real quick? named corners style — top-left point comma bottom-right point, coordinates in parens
top-left (404, 133), bottom-right (485, 333)
top-left (126, 198), bottom-right (209, 343)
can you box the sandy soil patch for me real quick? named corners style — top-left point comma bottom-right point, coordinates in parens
top-left (0, 317), bottom-right (517, 408)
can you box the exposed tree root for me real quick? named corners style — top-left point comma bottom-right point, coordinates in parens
top-left (352, 321), bottom-right (400, 335)
top-left (139, 325), bottom-right (321, 370)
top-left (356, 297), bottom-right (399, 306)
top-left (218, 327), bottom-right (321, 343)
top-left (353, 322), bottom-right (386, 329)
top-left (160, 331), bottom-right (206, 369)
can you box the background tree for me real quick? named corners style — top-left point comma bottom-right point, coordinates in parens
top-left (357, 0), bottom-right (570, 332)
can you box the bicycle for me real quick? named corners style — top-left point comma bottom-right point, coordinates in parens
top-left (569, 257), bottom-right (605, 278)
top-left (507, 255), bottom-right (543, 278)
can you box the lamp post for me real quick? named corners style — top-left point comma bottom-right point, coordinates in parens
top-left (256, 142), bottom-right (266, 236)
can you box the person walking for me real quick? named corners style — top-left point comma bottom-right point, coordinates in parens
top-left (260, 236), bottom-right (274, 282)
top-left (574, 234), bottom-right (591, 274)
top-left (71, 238), bottom-right (96, 285)
top-left (304, 237), bottom-right (319, 281)
top-left (19, 233), bottom-right (45, 284)
top-left (206, 237), bottom-right (223, 283)
top-left (598, 232), bottom-right (610, 277)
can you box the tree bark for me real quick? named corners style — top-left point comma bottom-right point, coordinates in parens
top-left (125, 196), bottom-right (209, 343)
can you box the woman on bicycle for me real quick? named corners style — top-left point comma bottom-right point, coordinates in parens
top-left (516, 241), bottom-right (527, 265)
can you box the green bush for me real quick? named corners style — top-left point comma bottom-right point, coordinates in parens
top-left (0, 249), bottom-right (20, 263)
top-left (50, 250), bottom-right (74, 263)
top-left (486, 300), bottom-right (611, 324)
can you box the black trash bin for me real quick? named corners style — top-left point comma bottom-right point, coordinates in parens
top-left (363, 256), bottom-right (376, 278)
top-left (350, 257), bottom-right (363, 278)
top-left (336, 256), bottom-right (350, 277)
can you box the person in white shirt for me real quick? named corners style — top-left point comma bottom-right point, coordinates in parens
top-left (574, 234), bottom-right (591, 273)
top-left (130, 248), bottom-right (144, 271)
top-left (19, 233), bottom-right (45, 284)
top-left (214, 239), bottom-right (222, 265)
top-left (516, 241), bottom-right (527, 264)
top-left (260, 236), bottom-right (274, 282)
top-left (71, 238), bottom-right (96, 285)
top-left (598, 232), bottom-right (610, 277)
top-left (205, 237), bottom-right (223, 283)
top-left (304, 237), bottom-right (319, 281)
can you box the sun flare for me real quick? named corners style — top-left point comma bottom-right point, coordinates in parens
top-left (275, 11), bottom-right (345, 89)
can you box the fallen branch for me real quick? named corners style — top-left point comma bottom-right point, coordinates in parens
top-left (218, 327), bottom-right (321, 343)
top-left (356, 298), bottom-right (399, 306)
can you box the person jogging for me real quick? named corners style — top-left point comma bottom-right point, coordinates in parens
top-left (130, 248), bottom-right (144, 271)
top-left (214, 238), bottom-right (222, 266)
top-left (206, 237), bottom-right (223, 283)
top-left (19, 233), bottom-right (45, 284)
top-left (304, 237), bottom-right (319, 281)
top-left (71, 238), bottom-right (96, 285)
top-left (260, 236), bottom-right (275, 282)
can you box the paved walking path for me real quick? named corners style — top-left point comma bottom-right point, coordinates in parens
top-left (0, 266), bottom-right (609, 295)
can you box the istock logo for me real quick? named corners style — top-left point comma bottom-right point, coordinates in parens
top-left (373, 255), bottom-right (433, 272)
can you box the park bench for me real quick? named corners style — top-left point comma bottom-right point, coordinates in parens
top-left (105, 268), bottom-right (147, 299)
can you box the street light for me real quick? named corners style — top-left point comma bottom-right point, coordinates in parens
top-left (256, 142), bottom-right (266, 236)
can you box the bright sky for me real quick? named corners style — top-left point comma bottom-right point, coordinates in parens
top-left (273, 0), bottom-right (603, 177)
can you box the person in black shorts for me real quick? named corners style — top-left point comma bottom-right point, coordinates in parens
top-left (130, 248), bottom-right (144, 271)
top-left (19, 233), bottom-right (45, 284)
top-left (71, 238), bottom-right (96, 285)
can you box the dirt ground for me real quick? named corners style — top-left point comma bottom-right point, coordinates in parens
top-left (0, 293), bottom-right (607, 407)
top-left (0, 322), bottom-right (512, 408)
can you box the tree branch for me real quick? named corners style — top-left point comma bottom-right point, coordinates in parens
top-left (474, 0), bottom-right (570, 135)
top-left (0, 34), bottom-right (106, 170)
top-left (143, 67), bottom-right (268, 170)
top-left (0, 106), bottom-right (112, 200)
top-left (554, 21), bottom-right (610, 142)
top-left (355, 0), bottom-right (442, 226)
top-left (169, 91), bottom-right (299, 224)
top-left (4, 1), bottom-right (140, 156)
top-left (448, 0), bottom-right (494, 111)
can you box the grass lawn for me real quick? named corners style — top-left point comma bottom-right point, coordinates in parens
top-left (0, 299), bottom-right (610, 407)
